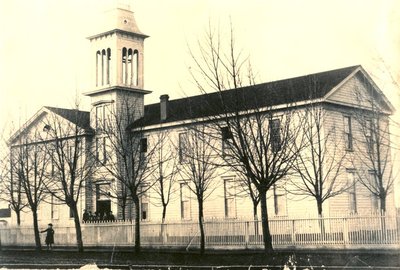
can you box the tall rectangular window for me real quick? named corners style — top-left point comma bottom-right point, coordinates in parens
top-left (140, 138), bottom-right (148, 153)
top-left (221, 127), bottom-right (233, 156)
top-left (95, 104), bottom-right (110, 131)
top-left (368, 171), bottom-right (379, 212)
top-left (344, 116), bottom-right (353, 150)
top-left (140, 184), bottom-right (149, 221)
top-left (51, 195), bottom-right (59, 220)
top-left (179, 133), bottom-right (188, 163)
top-left (180, 183), bottom-right (191, 220)
top-left (96, 137), bottom-right (107, 164)
top-left (347, 170), bottom-right (357, 213)
top-left (224, 179), bottom-right (236, 218)
top-left (365, 119), bottom-right (374, 153)
top-left (96, 106), bottom-right (104, 131)
top-left (273, 184), bottom-right (287, 216)
top-left (269, 119), bottom-right (281, 152)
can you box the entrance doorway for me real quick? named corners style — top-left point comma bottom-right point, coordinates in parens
top-left (96, 200), bottom-right (111, 219)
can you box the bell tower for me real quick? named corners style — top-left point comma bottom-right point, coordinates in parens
top-left (84, 2), bottom-right (151, 127)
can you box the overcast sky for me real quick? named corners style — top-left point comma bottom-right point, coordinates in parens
top-left (0, 0), bottom-right (399, 204)
top-left (1, 0), bottom-right (399, 127)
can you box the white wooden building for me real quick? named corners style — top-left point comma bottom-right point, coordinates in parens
top-left (5, 4), bottom-right (396, 228)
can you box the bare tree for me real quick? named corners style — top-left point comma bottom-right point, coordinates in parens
top-left (151, 131), bottom-right (179, 222)
top-left (0, 152), bottom-right (27, 226)
top-left (291, 102), bottom-right (349, 217)
top-left (236, 174), bottom-right (260, 218)
top-left (178, 124), bottom-right (220, 255)
top-left (97, 100), bottom-right (158, 253)
top-left (352, 83), bottom-right (396, 213)
top-left (11, 133), bottom-right (50, 251)
top-left (0, 123), bottom-right (27, 226)
top-left (43, 106), bottom-right (94, 252)
top-left (188, 21), bottom-right (304, 253)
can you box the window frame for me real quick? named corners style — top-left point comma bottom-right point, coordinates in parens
top-left (269, 119), bottom-right (281, 152)
top-left (223, 178), bottom-right (236, 218)
top-left (273, 184), bottom-right (287, 216)
top-left (343, 115), bottom-right (353, 151)
top-left (347, 169), bottom-right (357, 214)
top-left (178, 132), bottom-right (188, 164)
top-left (180, 182), bottom-right (191, 220)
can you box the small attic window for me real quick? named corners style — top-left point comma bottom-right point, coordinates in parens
top-left (43, 124), bottom-right (51, 132)
top-left (124, 19), bottom-right (128, 24)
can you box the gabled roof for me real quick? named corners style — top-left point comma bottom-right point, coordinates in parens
top-left (134, 65), bottom-right (373, 128)
top-left (9, 106), bottom-right (91, 145)
top-left (44, 107), bottom-right (91, 130)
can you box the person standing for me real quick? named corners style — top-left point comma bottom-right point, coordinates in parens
top-left (41, 223), bottom-right (55, 250)
top-left (82, 209), bottom-right (89, 222)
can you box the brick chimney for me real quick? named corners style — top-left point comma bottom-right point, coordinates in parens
top-left (160, 94), bottom-right (169, 121)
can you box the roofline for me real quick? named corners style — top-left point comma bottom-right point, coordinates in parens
top-left (135, 98), bottom-right (326, 132)
top-left (87, 29), bottom-right (149, 41)
top-left (8, 107), bottom-right (50, 146)
top-left (83, 86), bottom-right (152, 96)
top-left (323, 66), bottom-right (361, 100)
top-left (358, 67), bottom-right (396, 112)
top-left (8, 106), bottom-right (92, 146)
top-left (323, 66), bottom-right (396, 113)
top-left (136, 96), bottom-right (393, 133)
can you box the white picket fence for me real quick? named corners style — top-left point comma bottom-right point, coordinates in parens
top-left (1, 214), bottom-right (400, 250)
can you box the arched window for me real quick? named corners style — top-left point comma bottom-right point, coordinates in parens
top-left (106, 48), bottom-right (111, 85)
top-left (96, 51), bottom-right (101, 87)
top-left (101, 49), bottom-right (106, 86)
top-left (127, 49), bottom-right (133, 85)
top-left (133, 50), bottom-right (139, 86)
top-left (122, 47), bottom-right (127, 84)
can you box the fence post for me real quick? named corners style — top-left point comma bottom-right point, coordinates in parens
top-left (343, 217), bottom-right (349, 245)
top-left (291, 219), bottom-right (296, 245)
top-left (245, 221), bottom-right (249, 249)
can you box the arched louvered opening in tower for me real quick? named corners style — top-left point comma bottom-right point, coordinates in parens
top-left (106, 48), bottom-right (111, 85)
top-left (133, 49), bottom-right (139, 86)
top-left (96, 49), bottom-right (111, 87)
top-left (122, 47), bottom-right (139, 86)
top-left (96, 51), bottom-right (101, 87)
top-left (122, 47), bottom-right (127, 84)
top-left (127, 48), bottom-right (133, 85)
top-left (101, 49), bottom-right (107, 86)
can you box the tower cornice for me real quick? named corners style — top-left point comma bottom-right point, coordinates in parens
top-left (83, 85), bottom-right (152, 97)
top-left (87, 29), bottom-right (149, 41)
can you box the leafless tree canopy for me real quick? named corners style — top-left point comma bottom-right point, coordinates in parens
top-left (96, 98), bottom-right (159, 253)
top-left (178, 124), bottom-right (220, 255)
top-left (291, 100), bottom-right (349, 216)
top-left (188, 21), bottom-right (306, 253)
top-left (42, 106), bottom-right (94, 252)
top-left (351, 81), bottom-right (396, 212)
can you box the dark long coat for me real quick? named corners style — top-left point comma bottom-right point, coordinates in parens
top-left (41, 228), bottom-right (54, 244)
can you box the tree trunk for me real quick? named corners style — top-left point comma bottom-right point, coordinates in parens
top-left (252, 201), bottom-right (259, 237)
top-left (16, 210), bottom-right (21, 226)
top-left (252, 200), bottom-right (259, 217)
top-left (32, 209), bottom-right (41, 251)
top-left (316, 198), bottom-right (325, 236)
top-left (380, 195), bottom-right (386, 213)
top-left (71, 204), bottom-right (84, 252)
top-left (121, 201), bottom-right (126, 220)
top-left (133, 196), bottom-right (141, 254)
top-left (259, 191), bottom-right (273, 253)
top-left (162, 204), bottom-right (167, 222)
top-left (198, 198), bottom-right (205, 255)
top-left (317, 198), bottom-right (323, 216)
